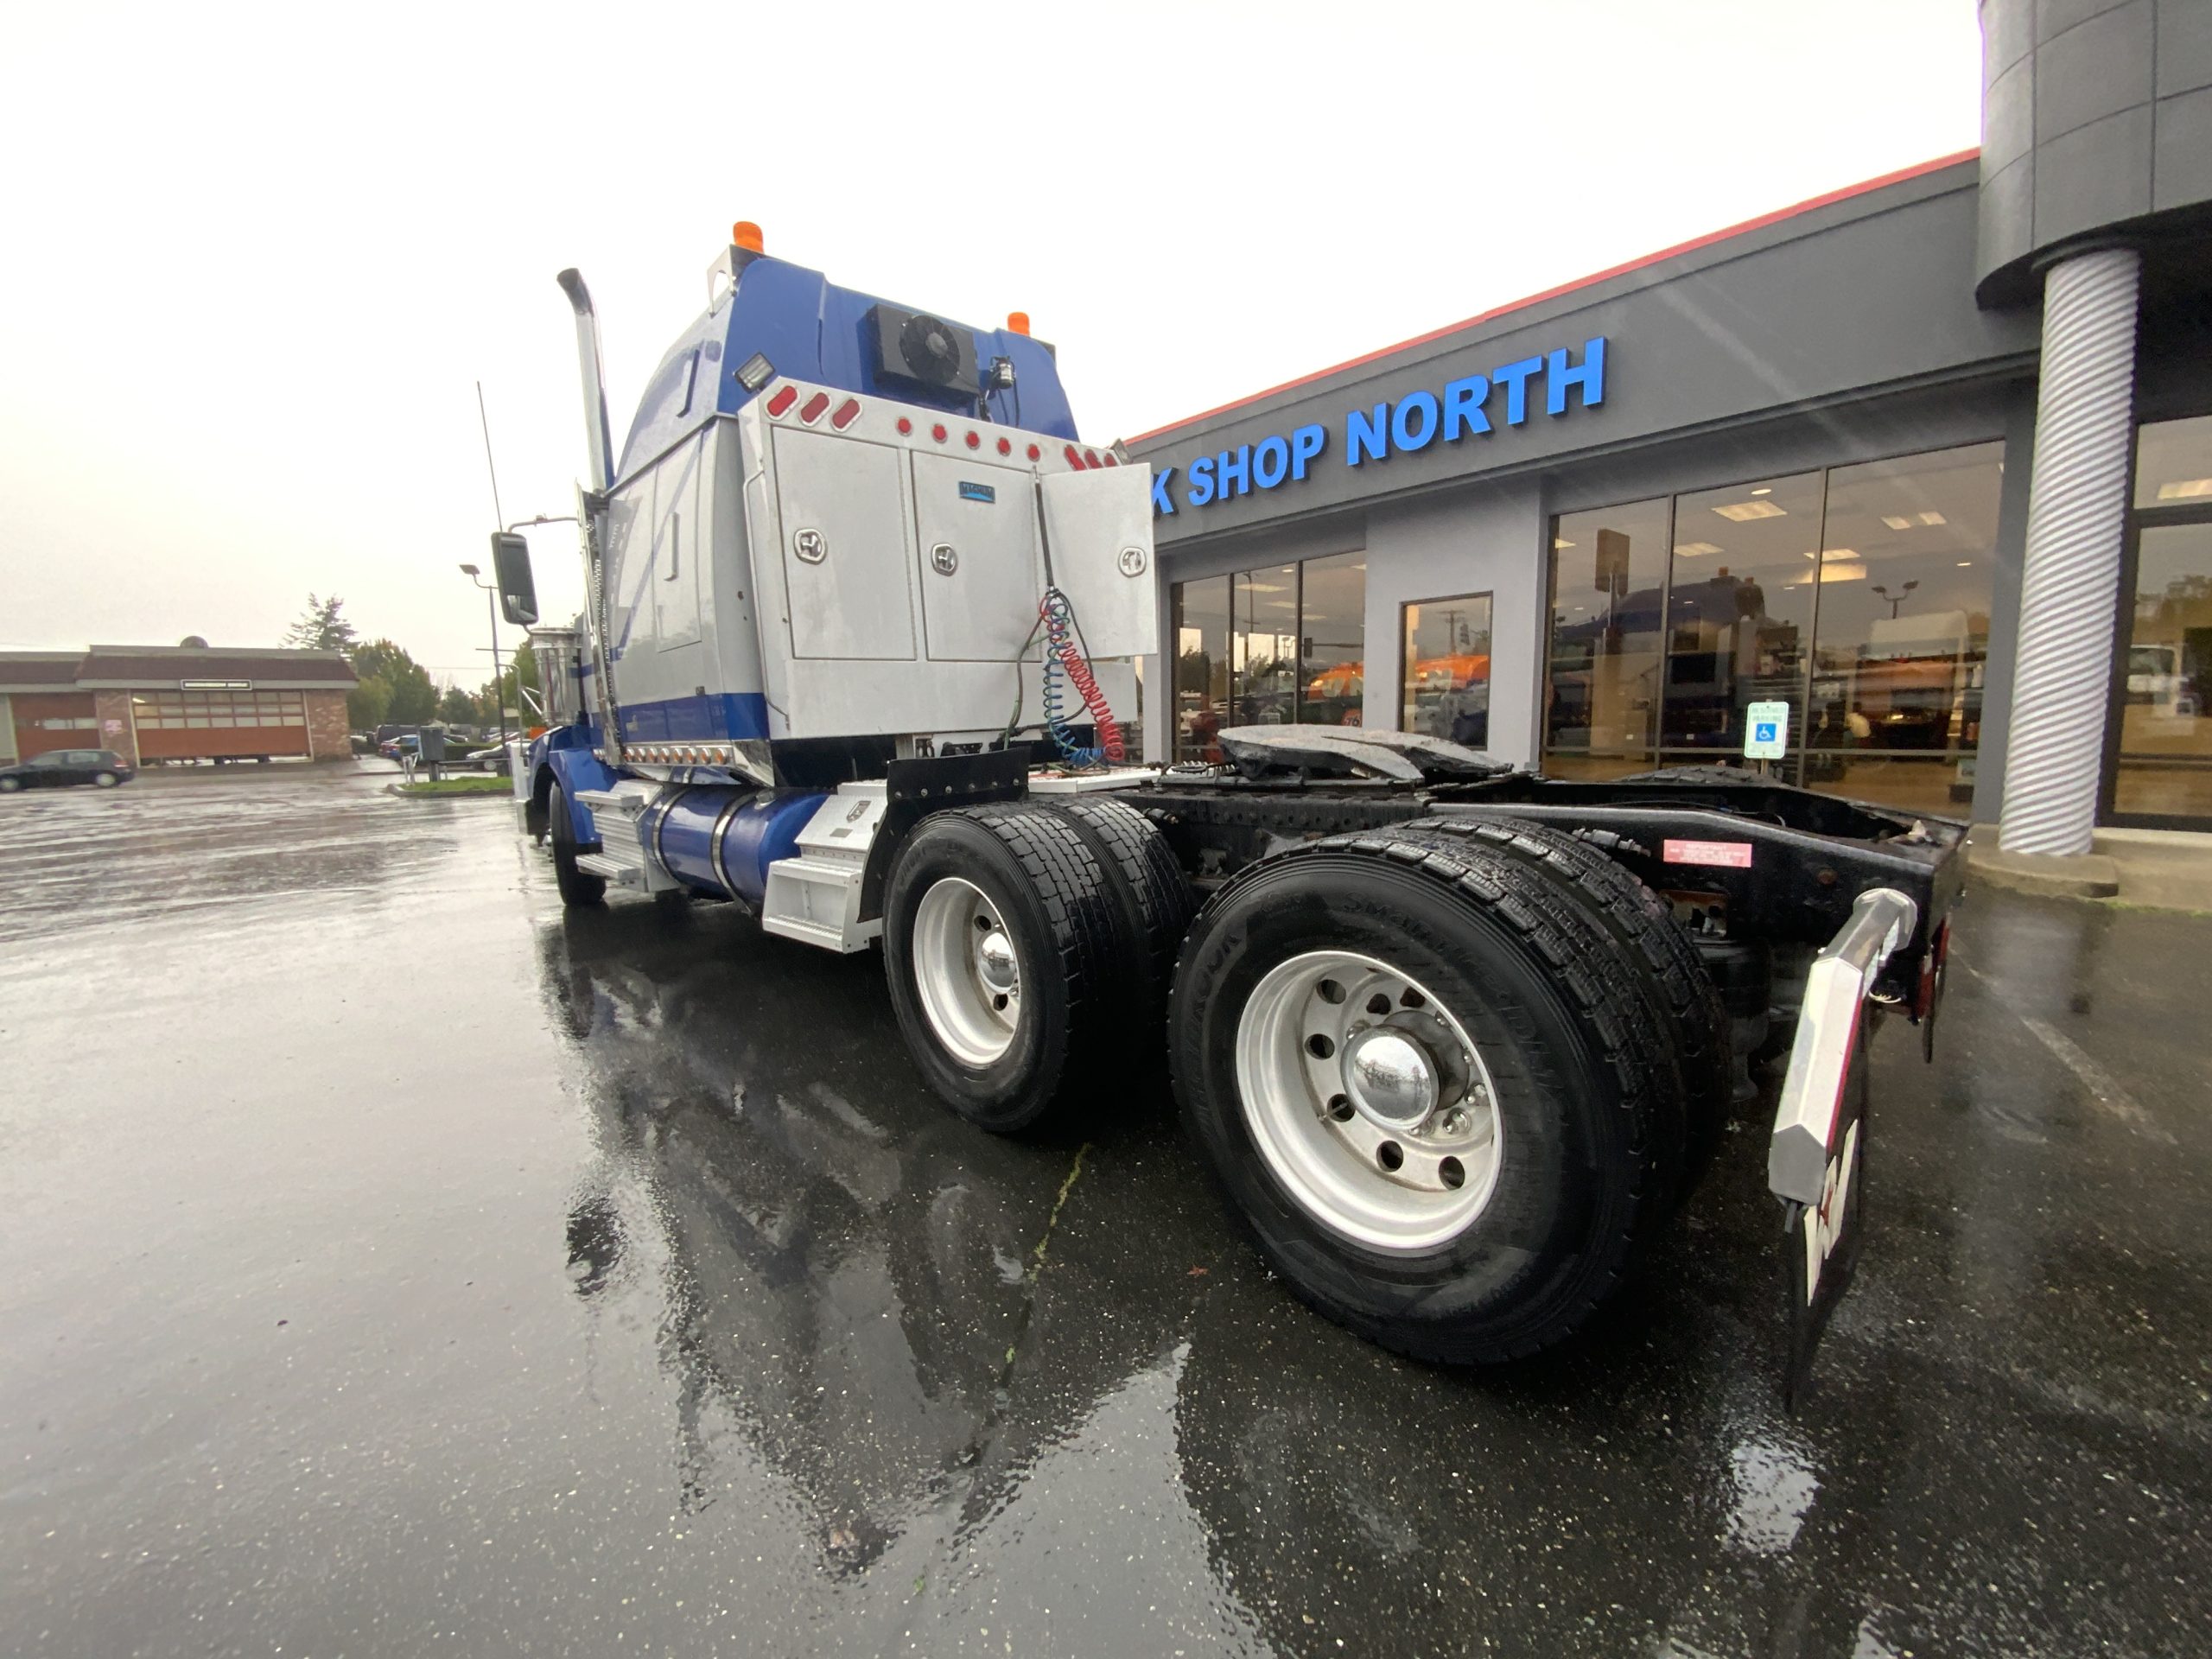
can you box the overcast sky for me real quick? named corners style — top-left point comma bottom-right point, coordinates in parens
top-left (0, 1), bottom-right (1982, 688)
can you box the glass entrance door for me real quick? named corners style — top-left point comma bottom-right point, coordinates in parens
top-left (2108, 417), bottom-right (2212, 827)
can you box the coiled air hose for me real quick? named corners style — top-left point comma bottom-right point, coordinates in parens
top-left (1039, 587), bottom-right (1124, 766)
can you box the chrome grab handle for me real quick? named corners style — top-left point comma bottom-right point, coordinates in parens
top-left (1767, 887), bottom-right (1920, 1205)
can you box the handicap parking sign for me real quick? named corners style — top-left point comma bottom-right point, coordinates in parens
top-left (1744, 701), bottom-right (1789, 761)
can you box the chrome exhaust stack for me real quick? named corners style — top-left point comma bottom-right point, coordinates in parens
top-left (555, 269), bottom-right (616, 493)
top-left (555, 269), bottom-right (623, 762)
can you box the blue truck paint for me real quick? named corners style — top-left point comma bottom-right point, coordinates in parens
top-left (531, 727), bottom-right (617, 846)
top-left (615, 252), bottom-right (1080, 489)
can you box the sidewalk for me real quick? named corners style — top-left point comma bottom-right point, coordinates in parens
top-left (124, 759), bottom-right (392, 791)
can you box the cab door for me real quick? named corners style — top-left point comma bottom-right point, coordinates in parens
top-left (654, 433), bottom-right (706, 655)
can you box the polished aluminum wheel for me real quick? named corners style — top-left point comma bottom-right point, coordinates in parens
top-left (912, 876), bottom-right (1022, 1066)
top-left (1235, 950), bottom-right (1503, 1252)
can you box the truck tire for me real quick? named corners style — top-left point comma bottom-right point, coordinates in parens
top-left (1612, 765), bottom-right (1764, 787)
top-left (1168, 827), bottom-right (1681, 1365)
top-left (883, 804), bottom-right (1122, 1134)
top-left (1400, 815), bottom-right (1735, 1198)
top-left (1039, 797), bottom-right (1195, 1045)
top-left (548, 777), bottom-right (607, 907)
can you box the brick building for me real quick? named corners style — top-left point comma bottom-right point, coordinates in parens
top-left (0, 646), bottom-right (357, 766)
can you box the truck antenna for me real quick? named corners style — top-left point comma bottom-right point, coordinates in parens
top-left (474, 380), bottom-right (505, 531)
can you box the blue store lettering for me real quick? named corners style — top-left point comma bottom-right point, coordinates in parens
top-left (1156, 335), bottom-right (1608, 513)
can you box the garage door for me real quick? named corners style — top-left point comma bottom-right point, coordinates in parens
top-left (11, 692), bottom-right (99, 761)
top-left (132, 689), bottom-right (309, 760)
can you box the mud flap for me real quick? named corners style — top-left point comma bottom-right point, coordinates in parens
top-left (1920, 916), bottom-right (1952, 1065)
top-left (1781, 1019), bottom-right (1870, 1408)
top-left (1769, 887), bottom-right (1916, 1408)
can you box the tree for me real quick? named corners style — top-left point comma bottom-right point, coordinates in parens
top-left (480, 640), bottom-right (541, 728)
top-left (438, 685), bottom-right (477, 727)
top-left (349, 637), bottom-right (437, 728)
top-left (285, 594), bottom-right (359, 657)
top-left (346, 676), bottom-right (392, 732)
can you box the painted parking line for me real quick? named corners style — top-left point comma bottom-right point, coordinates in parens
top-left (1960, 963), bottom-right (2175, 1144)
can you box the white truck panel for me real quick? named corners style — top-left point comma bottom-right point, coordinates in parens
top-left (603, 376), bottom-right (1151, 745)
top-left (770, 426), bottom-right (918, 662)
top-left (912, 452), bottom-right (1044, 662)
top-left (1039, 467), bottom-right (1159, 660)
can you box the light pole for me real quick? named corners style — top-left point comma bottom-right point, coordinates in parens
top-left (459, 563), bottom-right (504, 745)
top-left (1871, 579), bottom-right (1920, 620)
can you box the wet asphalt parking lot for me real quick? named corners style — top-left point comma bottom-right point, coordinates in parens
top-left (2, 766), bottom-right (2207, 1658)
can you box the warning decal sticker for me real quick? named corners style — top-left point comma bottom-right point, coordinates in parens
top-left (1662, 838), bottom-right (1755, 869)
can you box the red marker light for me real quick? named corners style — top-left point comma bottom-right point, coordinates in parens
top-left (1102, 452), bottom-right (1119, 466)
top-left (766, 385), bottom-right (798, 417)
top-left (830, 398), bottom-right (861, 429)
top-left (1064, 444), bottom-right (1082, 467)
top-left (1084, 448), bottom-right (1100, 468)
top-left (996, 436), bottom-right (1012, 455)
top-left (964, 430), bottom-right (981, 449)
top-left (1027, 443), bottom-right (1041, 461)
top-left (931, 423), bottom-right (948, 442)
top-left (896, 416), bottom-right (912, 435)
top-left (799, 392), bottom-right (831, 424)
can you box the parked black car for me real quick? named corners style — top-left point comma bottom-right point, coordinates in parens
top-left (0, 748), bottom-right (136, 791)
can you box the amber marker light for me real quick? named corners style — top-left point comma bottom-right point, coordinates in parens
top-left (733, 220), bottom-right (765, 252)
top-left (1006, 311), bottom-right (1031, 336)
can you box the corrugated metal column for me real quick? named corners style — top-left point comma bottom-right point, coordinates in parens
top-left (1999, 247), bottom-right (2140, 856)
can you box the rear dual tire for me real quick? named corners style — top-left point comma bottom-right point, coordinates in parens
top-left (883, 798), bottom-right (1194, 1134)
top-left (1169, 826), bottom-right (1695, 1365)
top-left (883, 804), bottom-right (1123, 1134)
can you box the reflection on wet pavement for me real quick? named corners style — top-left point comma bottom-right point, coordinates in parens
top-left (1, 771), bottom-right (2206, 1656)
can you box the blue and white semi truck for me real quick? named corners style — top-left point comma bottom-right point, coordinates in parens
top-left (499, 222), bottom-right (1966, 1395)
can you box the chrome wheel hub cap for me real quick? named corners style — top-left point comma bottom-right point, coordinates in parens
top-left (1341, 1028), bottom-right (1438, 1128)
top-left (912, 877), bottom-right (1021, 1067)
top-left (1234, 950), bottom-right (1503, 1253)
top-left (976, 929), bottom-right (1020, 997)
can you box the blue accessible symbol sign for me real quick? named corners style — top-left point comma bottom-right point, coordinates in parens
top-left (1744, 700), bottom-right (1789, 761)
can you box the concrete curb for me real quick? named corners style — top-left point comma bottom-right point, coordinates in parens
top-left (1966, 823), bottom-right (2212, 908)
top-left (385, 783), bottom-right (515, 802)
top-left (1967, 842), bottom-right (2122, 899)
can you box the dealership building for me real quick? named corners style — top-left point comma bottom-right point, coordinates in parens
top-left (0, 645), bottom-right (357, 766)
top-left (1129, 0), bottom-right (2212, 860)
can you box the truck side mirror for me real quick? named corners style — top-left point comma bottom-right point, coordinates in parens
top-left (491, 531), bottom-right (539, 626)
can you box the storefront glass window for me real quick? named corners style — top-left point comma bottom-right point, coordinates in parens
top-left (1544, 444), bottom-right (2003, 809)
top-left (1232, 565), bottom-right (1300, 728)
top-left (1171, 551), bottom-right (1369, 760)
top-left (1660, 471), bottom-right (1823, 771)
top-left (1298, 552), bottom-right (1368, 727)
top-left (2113, 416), bottom-right (2212, 824)
top-left (1401, 594), bottom-right (1493, 744)
top-left (2133, 414), bottom-right (2212, 509)
top-left (1544, 497), bottom-right (1669, 779)
top-left (2113, 523), bottom-right (2212, 819)
top-left (1807, 444), bottom-right (2001, 813)
top-left (1172, 575), bottom-right (1230, 761)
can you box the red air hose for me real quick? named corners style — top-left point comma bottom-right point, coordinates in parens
top-left (1039, 588), bottom-right (1124, 765)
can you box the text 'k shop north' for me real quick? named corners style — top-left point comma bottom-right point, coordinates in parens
top-left (1149, 336), bottom-right (1608, 515)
